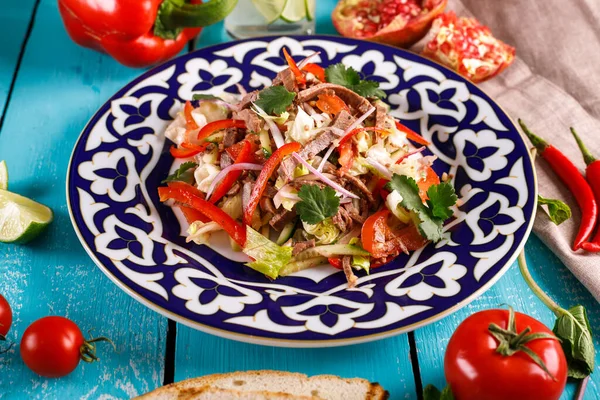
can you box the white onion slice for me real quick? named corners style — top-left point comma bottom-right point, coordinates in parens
top-left (293, 153), bottom-right (359, 199)
top-left (206, 163), bottom-right (263, 200)
top-left (396, 146), bottom-right (426, 164)
top-left (252, 103), bottom-right (285, 148)
top-left (298, 51), bottom-right (321, 69)
top-left (366, 157), bottom-right (392, 179)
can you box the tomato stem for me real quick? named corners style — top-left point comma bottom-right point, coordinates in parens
top-left (517, 251), bottom-right (562, 315)
top-left (80, 335), bottom-right (117, 363)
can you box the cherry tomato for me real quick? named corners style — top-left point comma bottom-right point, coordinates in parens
top-left (445, 309), bottom-right (567, 400)
top-left (20, 316), bottom-right (113, 378)
top-left (0, 294), bottom-right (12, 339)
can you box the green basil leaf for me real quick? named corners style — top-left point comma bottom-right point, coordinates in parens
top-left (553, 305), bottom-right (595, 378)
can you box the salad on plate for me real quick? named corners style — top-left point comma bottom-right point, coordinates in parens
top-left (158, 48), bottom-right (457, 287)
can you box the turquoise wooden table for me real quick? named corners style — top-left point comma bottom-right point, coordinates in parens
top-left (0, 0), bottom-right (598, 398)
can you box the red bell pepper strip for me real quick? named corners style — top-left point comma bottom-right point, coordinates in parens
top-left (282, 48), bottom-right (306, 86)
top-left (170, 145), bottom-right (202, 159)
top-left (184, 101), bottom-right (199, 130)
top-left (243, 142), bottom-right (301, 226)
top-left (198, 119), bottom-right (246, 142)
top-left (209, 140), bottom-right (254, 204)
top-left (520, 120), bottom-right (598, 251)
top-left (170, 119), bottom-right (245, 159)
top-left (158, 181), bottom-right (246, 247)
top-left (395, 120), bottom-right (431, 146)
top-left (302, 63), bottom-right (326, 82)
top-left (180, 205), bottom-right (210, 224)
top-left (571, 128), bottom-right (600, 252)
top-left (315, 94), bottom-right (349, 116)
top-left (58, 0), bottom-right (238, 68)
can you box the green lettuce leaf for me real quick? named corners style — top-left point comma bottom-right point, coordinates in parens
top-left (243, 226), bottom-right (293, 279)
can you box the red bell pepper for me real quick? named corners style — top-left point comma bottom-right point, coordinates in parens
top-left (179, 205), bottom-right (210, 224)
top-left (58, 0), bottom-right (238, 68)
top-left (184, 101), bottom-right (199, 130)
top-left (158, 181), bottom-right (246, 247)
top-left (198, 119), bottom-right (246, 142)
top-left (243, 142), bottom-right (301, 226)
top-left (302, 63), bottom-right (326, 82)
top-left (395, 120), bottom-right (431, 146)
top-left (209, 140), bottom-right (254, 204)
top-left (282, 48), bottom-right (306, 86)
top-left (171, 118), bottom-right (246, 159)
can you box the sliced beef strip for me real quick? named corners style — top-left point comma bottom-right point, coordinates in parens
top-left (233, 109), bottom-right (263, 133)
top-left (219, 152), bottom-right (233, 169)
top-left (297, 83), bottom-right (372, 114)
top-left (238, 90), bottom-right (259, 109)
top-left (269, 208), bottom-right (297, 231)
top-left (278, 130), bottom-right (337, 181)
top-left (292, 239), bottom-right (315, 256)
top-left (331, 109), bottom-right (356, 132)
top-left (340, 173), bottom-right (375, 203)
top-left (223, 127), bottom-right (244, 148)
top-left (227, 182), bottom-right (240, 196)
top-left (291, 179), bottom-right (327, 190)
top-left (332, 206), bottom-right (353, 233)
top-left (375, 101), bottom-right (388, 129)
top-left (263, 185), bottom-right (278, 198)
top-left (259, 197), bottom-right (276, 215)
top-left (343, 202), bottom-right (366, 223)
top-left (342, 256), bottom-right (358, 288)
top-left (272, 68), bottom-right (297, 92)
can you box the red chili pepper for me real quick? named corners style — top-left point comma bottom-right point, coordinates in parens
top-left (209, 140), bottom-right (254, 204)
top-left (158, 181), bottom-right (246, 247)
top-left (57, 0), bottom-right (237, 68)
top-left (571, 128), bottom-right (600, 252)
top-left (395, 120), bottom-right (430, 146)
top-left (282, 48), bottom-right (306, 86)
top-left (520, 120), bottom-right (598, 251)
top-left (243, 142), bottom-right (301, 226)
top-left (302, 63), bottom-right (326, 82)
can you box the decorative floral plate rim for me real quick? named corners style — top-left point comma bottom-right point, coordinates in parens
top-left (66, 35), bottom-right (537, 347)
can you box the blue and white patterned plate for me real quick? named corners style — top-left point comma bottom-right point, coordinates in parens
top-left (67, 36), bottom-right (536, 347)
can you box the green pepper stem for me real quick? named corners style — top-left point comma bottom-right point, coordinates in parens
top-left (518, 119), bottom-right (548, 152)
top-left (570, 128), bottom-right (597, 166)
top-left (158, 0), bottom-right (239, 30)
top-left (517, 251), bottom-right (563, 316)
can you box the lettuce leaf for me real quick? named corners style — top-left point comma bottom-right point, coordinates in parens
top-left (243, 226), bottom-right (293, 279)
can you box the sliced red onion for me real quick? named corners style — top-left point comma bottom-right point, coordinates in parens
top-left (206, 163), bottom-right (263, 200)
top-left (336, 106), bottom-right (376, 145)
top-left (395, 146), bottom-right (426, 165)
top-left (366, 157), bottom-right (392, 179)
top-left (302, 102), bottom-right (318, 115)
top-left (317, 144), bottom-right (336, 172)
top-left (235, 83), bottom-right (247, 96)
top-left (298, 51), bottom-right (321, 69)
top-left (252, 103), bottom-right (285, 148)
top-left (293, 153), bottom-right (359, 199)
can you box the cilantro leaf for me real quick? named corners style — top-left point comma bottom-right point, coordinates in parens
top-left (192, 93), bottom-right (223, 101)
top-left (325, 63), bottom-right (386, 99)
top-left (162, 162), bottom-right (197, 184)
top-left (538, 195), bottom-right (572, 225)
top-left (387, 174), bottom-right (457, 242)
top-left (254, 86), bottom-right (296, 115)
top-left (296, 185), bottom-right (340, 225)
top-left (423, 385), bottom-right (454, 400)
top-left (427, 182), bottom-right (458, 220)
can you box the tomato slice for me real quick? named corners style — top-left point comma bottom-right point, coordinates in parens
top-left (210, 140), bottom-right (254, 204)
top-left (417, 166), bottom-right (440, 201)
top-left (395, 224), bottom-right (428, 251)
top-left (362, 210), bottom-right (428, 259)
top-left (328, 257), bottom-right (343, 269)
top-left (243, 142), bottom-right (301, 226)
top-left (338, 141), bottom-right (355, 174)
top-left (158, 181), bottom-right (246, 247)
top-left (315, 94), bottom-right (350, 116)
top-left (395, 120), bottom-right (430, 146)
top-left (302, 63), bottom-right (326, 81)
top-left (184, 101), bottom-right (198, 130)
top-left (283, 47), bottom-right (306, 85)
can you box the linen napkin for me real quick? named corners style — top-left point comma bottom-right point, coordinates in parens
top-left (414, 0), bottom-right (600, 301)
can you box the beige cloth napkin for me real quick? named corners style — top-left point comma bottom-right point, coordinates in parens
top-left (414, 0), bottom-right (600, 301)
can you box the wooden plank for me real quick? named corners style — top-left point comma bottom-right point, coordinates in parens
top-left (0, 0), bottom-right (167, 397)
top-left (174, 328), bottom-right (417, 398)
top-left (414, 235), bottom-right (600, 399)
top-left (0, 0), bottom-right (36, 117)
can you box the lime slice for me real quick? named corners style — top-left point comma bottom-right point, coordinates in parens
top-left (252, 0), bottom-right (287, 24)
top-left (0, 161), bottom-right (7, 191)
top-left (304, 0), bottom-right (315, 21)
top-left (281, 0), bottom-right (306, 23)
top-left (0, 189), bottom-right (53, 244)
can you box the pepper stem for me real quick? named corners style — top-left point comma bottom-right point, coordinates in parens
top-left (570, 128), bottom-right (597, 166)
top-left (518, 251), bottom-right (563, 315)
top-left (156, 0), bottom-right (238, 37)
top-left (518, 119), bottom-right (548, 152)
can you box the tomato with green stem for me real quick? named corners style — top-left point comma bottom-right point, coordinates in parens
top-left (20, 316), bottom-right (115, 378)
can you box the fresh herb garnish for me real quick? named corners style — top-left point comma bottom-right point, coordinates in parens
top-left (423, 384), bottom-right (454, 400)
top-left (254, 86), bottom-right (296, 115)
top-left (538, 195), bottom-right (571, 225)
top-left (296, 185), bottom-right (340, 225)
top-left (553, 305), bottom-right (595, 378)
top-left (192, 93), bottom-right (223, 101)
top-left (325, 63), bottom-right (386, 99)
top-left (387, 174), bottom-right (457, 242)
top-left (161, 161), bottom-right (197, 184)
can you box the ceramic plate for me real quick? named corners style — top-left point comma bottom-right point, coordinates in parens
top-left (67, 36), bottom-right (536, 347)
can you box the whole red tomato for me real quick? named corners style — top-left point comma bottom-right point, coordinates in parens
top-left (444, 308), bottom-right (567, 400)
top-left (0, 294), bottom-right (12, 339)
top-left (20, 316), bottom-right (113, 378)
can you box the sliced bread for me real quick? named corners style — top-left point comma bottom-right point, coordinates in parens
top-left (136, 370), bottom-right (389, 400)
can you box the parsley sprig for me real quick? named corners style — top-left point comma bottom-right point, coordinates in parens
top-left (254, 86), bottom-right (296, 115)
top-left (296, 185), bottom-right (340, 225)
top-left (162, 162), bottom-right (197, 184)
top-left (387, 174), bottom-right (457, 242)
top-left (538, 195), bottom-right (571, 225)
top-left (325, 63), bottom-right (386, 99)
